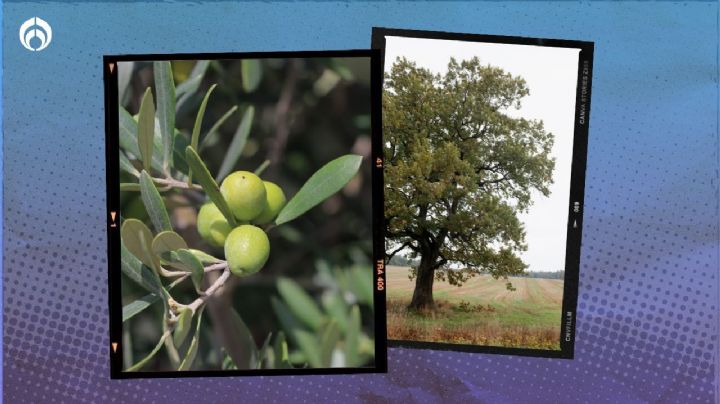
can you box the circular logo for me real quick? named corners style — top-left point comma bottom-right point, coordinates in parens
top-left (19, 17), bottom-right (52, 52)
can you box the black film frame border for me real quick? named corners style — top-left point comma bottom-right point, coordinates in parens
top-left (103, 49), bottom-right (387, 379)
top-left (372, 26), bottom-right (594, 360)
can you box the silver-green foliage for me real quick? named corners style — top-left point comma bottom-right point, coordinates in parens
top-left (119, 61), bottom-right (364, 372)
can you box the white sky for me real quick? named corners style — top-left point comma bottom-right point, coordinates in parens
top-left (384, 36), bottom-right (580, 272)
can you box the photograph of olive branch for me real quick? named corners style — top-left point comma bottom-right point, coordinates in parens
top-left (373, 28), bottom-right (593, 358)
top-left (104, 50), bottom-right (385, 377)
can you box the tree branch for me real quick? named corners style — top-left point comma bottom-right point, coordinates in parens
top-left (170, 263), bottom-right (231, 315)
top-left (153, 176), bottom-right (203, 190)
top-left (431, 258), bottom-right (448, 271)
top-left (386, 241), bottom-right (411, 263)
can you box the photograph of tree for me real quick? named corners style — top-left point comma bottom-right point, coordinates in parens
top-left (110, 54), bottom-right (379, 374)
top-left (381, 33), bottom-right (583, 351)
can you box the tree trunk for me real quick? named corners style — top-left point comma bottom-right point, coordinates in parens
top-left (409, 253), bottom-right (436, 310)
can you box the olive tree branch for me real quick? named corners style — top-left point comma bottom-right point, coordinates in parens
top-left (171, 264), bottom-right (231, 315)
top-left (128, 171), bottom-right (204, 191)
top-left (195, 267), bottom-right (231, 300)
top-left (169, 273), bottom-right (189, 287)
top-left (152, 176), bottom-right (203, 190)
top-left (204, 262), bottom-right (227, 273)
top-left (159, 267), bottom-right (188, 278)
top-left (161, 261), bottom-right (227, 278)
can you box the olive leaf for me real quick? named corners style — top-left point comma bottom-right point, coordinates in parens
top-left (151, 118), bottom-right (166, 164)
top-left (277, 277), bottom-right (323, 331)
top-left (329, 59), bottom-right (354, 80)
top-left (119, 107), bottom-right (163, 173)
top-left (126, 332), bottom-right (168, 372)
top-left (345, 305), bottom-right (361, 367)
top-left (253, 159), bottom-right (270, 176)
top-left (173, 308), bottom-right (193, 347)
top-left (275, 154), bottom-right (363, 226)
top-left (319, 320), bottom-right (341, 367)
top-left (140, 171), bottom-right (172, 233)
top-left (222, 352), bottom-right (238, 370)
top-left (151, 231), bottom-right (189, 274)
top-left (313, 69), bottom-right (341, 97)
top-left (272, 331), bottom-right (292, 369)
top-left (176, 74), bottom-right (203, 98)
top-left (223, 308), bottom-right (259, 369)
top-left (190, 84), bottom-right (217, 151)
top-left (122, 293), bottom-right (158, 322)
top-left (241, 59), bottom-right (262, 92)
top-left (256, 333), bottom-right (273, 369)
top-left (119, 107), bottom-right (140, 157)
top-left (121, 239), bottom-right (161, 293)
top-left (216, 105), bottom-right (254, 183)
top-left (117, 61), bottom-right (134, 102)
top-left (121, 219), bottom-right (157, 273)
top-left (321, 291), bottom-right (349, 334)
top-left (270, 296), bottom-right (305, 344)
top-left (350, 265), bottom-right (373, 306)
top-left (164, 330), bottom-right (181, 368)
top-left (154, 61), bottom-right (176, 172)
top-left (294, 330), bottom-right (322, 368)
top-left (120, 153), bottom-right (140, 177)
top-left (127, 222), bottom-right (178, 364)
top-left (176, 60), bottom-right (210, 111)
top-left (199, 105), bottom-right (238, 151)
top-left (120, 183), bottom-right (141, 192)
top-left (178, 308), bottom-right (204, 371)
top-left (185, 146), bottom-right (237, 227)
top-left (172, 130), bottom-right (190, 175)
top-left (137, 88), bottom-right (155, 173)
top-left (187, 84), bottom-right (217, 184)
top-left (187, 248), bottom-right (221, 264)
top-left (176, 249), bottom-right (204, 292)
top-left (151, 231), bottom-right (187, 254)
top-left (123, 274), bottom-right (187, 323)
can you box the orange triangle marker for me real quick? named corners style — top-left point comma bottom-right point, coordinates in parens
top-left (111, 342), bottom-right (118, 353)
top-left (110, 211), bottom-right (117, 221)
top-left (109, 63), bottom-right (115, 73)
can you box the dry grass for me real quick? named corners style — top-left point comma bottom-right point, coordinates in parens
top-left (387, 299), bottom-right (560, 349)
top-left (385, 266), bottom-right (563, 350)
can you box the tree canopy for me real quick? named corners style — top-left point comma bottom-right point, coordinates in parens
top-left (383, 57), bottom-right (555, 309)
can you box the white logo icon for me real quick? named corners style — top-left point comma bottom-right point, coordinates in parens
top-left (19, 17), bottom-right (52, 52)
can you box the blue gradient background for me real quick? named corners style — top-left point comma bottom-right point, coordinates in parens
top-left (3, 1), bottom-right (718, 403)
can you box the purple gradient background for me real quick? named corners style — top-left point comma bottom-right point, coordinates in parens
top-left (3, 1), bottom-right (718, 403)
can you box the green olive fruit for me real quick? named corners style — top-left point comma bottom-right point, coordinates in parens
top-left (220, 171), bottom-right (267, 221)
top-left (197, 203), bottom-right (232, 248)
top-left (225, 225), bottom-right (270, 277)
top-left (253, 181), bottom-right (287, 225)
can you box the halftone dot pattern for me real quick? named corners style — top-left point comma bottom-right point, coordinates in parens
top-left (3, 2), bottom-right (718, 403)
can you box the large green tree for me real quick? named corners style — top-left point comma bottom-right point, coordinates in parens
top-left (384, 57), bottom-right (555, 310)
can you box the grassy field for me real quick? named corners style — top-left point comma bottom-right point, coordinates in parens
top-left (387, 266), bottom-right (563, 350)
